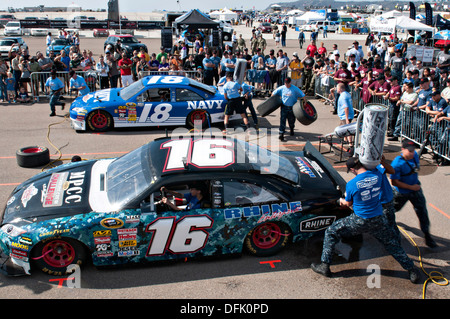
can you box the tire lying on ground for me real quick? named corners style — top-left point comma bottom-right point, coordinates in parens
top-left (16, 146), bottom-right (50, 168)
top-left (293, 100), bottom-right (318, 125)
top-left (257, 95), bottom-right (283, 117)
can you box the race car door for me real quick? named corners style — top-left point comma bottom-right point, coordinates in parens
top-left (138, 180), bottom-right (230, 262)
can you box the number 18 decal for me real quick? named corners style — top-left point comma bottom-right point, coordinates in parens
top-left (161, 139), bottom-right (235, 172)
top-left (145, 216), bottom-right (213, 256)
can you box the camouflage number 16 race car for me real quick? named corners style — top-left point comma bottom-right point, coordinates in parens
top-left (0, 137), bottom-right (350, 276)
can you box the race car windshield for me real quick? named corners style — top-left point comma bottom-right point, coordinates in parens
top-left (106, 144), bottom-right (155, 209)
top-left (236, 140), bottom-right (299, 184)
top-left (120, 79), bottom-right (145, 100)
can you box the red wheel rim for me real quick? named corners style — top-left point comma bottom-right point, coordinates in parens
top-left (252, 223), bottom-right (282, 249)
top-left (190, 110), bottom-right (206, 125)
top-left (304, 103), bottom-right (315, 117)
top-left (90, 112), bottom-right (108, 129)
top-left (42, 240), bottom-right (75, 268)
top-left (22, 147), bottom-right (44, 154)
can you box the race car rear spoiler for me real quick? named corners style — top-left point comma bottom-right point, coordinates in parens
top-left (303, 141), bottom-right (346, 195)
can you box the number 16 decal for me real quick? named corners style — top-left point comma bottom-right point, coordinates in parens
top-left (145, 216), bottom-right (213, 256)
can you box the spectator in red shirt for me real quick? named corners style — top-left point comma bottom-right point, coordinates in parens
top-left (307, 41), bottom-right (317, 57)
top-left (118, 52), bottom-right (133, 87)
top-left (317, 42), bottom-right (327, 58)
top-left (368, 75), bottom-right (391, 98)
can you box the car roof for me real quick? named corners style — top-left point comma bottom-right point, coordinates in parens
top-left (144, 137), bottom-right (299, 184)
top-left (110, 34), bottom-right (133, 38)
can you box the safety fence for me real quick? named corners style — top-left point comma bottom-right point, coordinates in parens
top-left (314, 76), bottom-right (450, 161)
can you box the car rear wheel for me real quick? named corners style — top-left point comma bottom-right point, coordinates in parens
top-left (32, 238), bottom-right (87, 276)
top-left (87, 110), bottom-right (113, 132)
top-left (245, 222), bottom-right (290, 257)
top-left (186, 110), bottom-right (210, 129)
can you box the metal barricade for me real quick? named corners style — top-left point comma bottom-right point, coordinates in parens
top-left (138, 70), bottom-right (203, 82)
top-left (400, 108), bottom-right (450, 161)
top-left (30, 70), bottom-right (100, 101)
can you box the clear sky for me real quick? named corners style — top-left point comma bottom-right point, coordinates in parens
top-left (1, 0), bottom-right (280, 12)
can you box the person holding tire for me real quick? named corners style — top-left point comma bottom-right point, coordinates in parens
top-left (44, 70), bottom-right (65, 117)
top-left (311, 156), bottom-right (420, 283)
top-left (271, 77), bottom-right (306, 141)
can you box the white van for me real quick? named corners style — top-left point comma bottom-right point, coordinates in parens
top-left (4, 21), bottom-right (22, 36)
top-left (302, 20), bottom-right (338, 32)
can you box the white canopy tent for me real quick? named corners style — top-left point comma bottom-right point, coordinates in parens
top-left (295, 11), bottom-right (326, 25)
top-left (369, 15), bottom-right (435, 34)
top-left (209, 8), bottom-right (238, 22)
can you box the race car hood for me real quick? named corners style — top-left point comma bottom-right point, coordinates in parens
top-left (71, 88), bottom-right (123, 109)
top-left (2, 161), bottom-right (95, 224)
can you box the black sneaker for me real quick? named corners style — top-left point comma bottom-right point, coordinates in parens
top-left (409, 267), bottom-right (420, 284)
top-left (290, 129), bottom-right (295, 136)
top-left (49, 112), bottom-right (56, 117)
top-left (279, 134), bottom-right (285, 142)
top-left (311, 262), bottom-right (332, 277)
top-left (388, 136), bottom-right (398, 141)
top-left (61, 103), bottom-right (65, 110)
top-left (425, 234), bottom-right (437, 248)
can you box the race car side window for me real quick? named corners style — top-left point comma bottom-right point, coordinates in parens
top-left (223, 181), bottom-right (278, 207)
top-left (137, 88), bottom-right (165, 102)
top-left (175, 88), bottom-right (203, 102)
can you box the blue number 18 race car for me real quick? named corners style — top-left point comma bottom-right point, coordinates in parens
top-left (0, 137), bottom-right (350, 276)
top-left (70, 75), bottom-right (241, 132)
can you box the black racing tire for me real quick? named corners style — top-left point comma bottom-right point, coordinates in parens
top-left (16, 146), bottom-right (50, 168)
top-left (31, 237), bottom-right (87, 276)
top-left (257, 95), bottom-right (283, 117)
top-left (293, 100), bottom-right (318, 125)
top-left (86, 110), bottom-right (113, 132)
top-left (186, 109), bottom-right (211, 129)
top-left (245, 222), bottom-right (291, 257)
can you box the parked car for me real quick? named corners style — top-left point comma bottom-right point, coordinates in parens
top-left (0, 37), bottom-right (27, 58)
top-left (3, 21), bottom-right (22, 36)
top-left (258, 22), bottom-right (273, 33)
top-left (93, 28), bottom-right (109, 37)
top-left (30, 28), bottom-right (49, 37)
top-left (103, 34), bottom-right (147, 56)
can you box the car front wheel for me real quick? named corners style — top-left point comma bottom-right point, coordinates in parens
top-left (31, 238), bottom-right (87, 276)
top-left (86, 110), bottom-right (113, 132)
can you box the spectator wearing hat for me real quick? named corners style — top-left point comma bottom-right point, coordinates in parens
top-left (425, 90), bottom-right (448, 119)
top-left (441, 78), bottom-right (450, 102)
top-left (271, 77), bottom-right (306, 141)
top-left (390, 140), bottom-right (437, 248)
top-left (289, 52), bottom-right (303, 88)
top-left (416, 77), bottom-right (433, 110)
top-left (368, 75), bottom-right (391, 98)
top-left (347, 41), bottom-right (364, 64)
top-left (311, 155), bottom-right (420, 283)
top-left (404, 56), bottom-right (418, 75)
